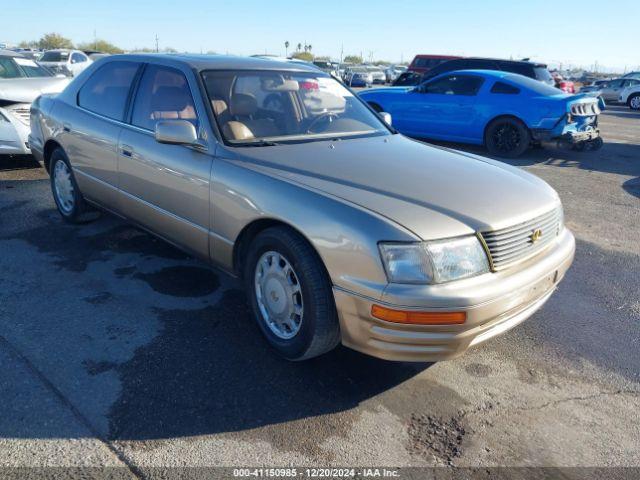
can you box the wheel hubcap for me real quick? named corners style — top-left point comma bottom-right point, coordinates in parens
top-left (493, 123), bottom-right (521, 152)
top-left (631, 97), bottom-right (640, 109)
top-left (254, 251), bottom-right (303, 339)
top-left (53, 160), bottom-right (75, 213)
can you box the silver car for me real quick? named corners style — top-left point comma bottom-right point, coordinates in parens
top-left (0, 50), bottom-right (69, 155)
top-left (29, 55), bottom-right (575, 362)
top-left (39, 49), bottom-right (92, 77)
top-left (591, 78), bottom-right (640, 103)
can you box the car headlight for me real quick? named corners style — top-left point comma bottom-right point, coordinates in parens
top-left (379, 236), bottom-right (490, 284)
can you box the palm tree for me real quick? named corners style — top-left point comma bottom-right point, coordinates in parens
top-left (284, 41), bottom-right (289, 57)
top-left (308, 44), bottom-right (312, 53)
top-left (297, 42), bottom-right (302, 52)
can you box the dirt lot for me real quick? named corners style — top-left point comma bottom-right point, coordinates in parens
top-left (0, 106), bottom-right (638, 477)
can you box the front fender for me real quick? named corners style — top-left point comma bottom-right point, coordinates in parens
top-left (210, 157), bottom-right (417, 300)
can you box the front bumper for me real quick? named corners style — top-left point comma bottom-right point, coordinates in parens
top-left (334, 228), bottom-right (575, 362)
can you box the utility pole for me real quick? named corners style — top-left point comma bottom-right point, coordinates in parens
top-left (93, 29), bottom-right (97, 50)
top-left (155, 34), bottom-right (159, 53)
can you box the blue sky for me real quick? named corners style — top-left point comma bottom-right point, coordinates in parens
top-left (4, 0), bottom-right (639, 71)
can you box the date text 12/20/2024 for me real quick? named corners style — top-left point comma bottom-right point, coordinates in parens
top-left (233, 468), bottom-right (400, 478)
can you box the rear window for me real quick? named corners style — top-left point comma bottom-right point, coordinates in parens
top-left (534, 67), bottom-right (554, 84)
top-left (503, 74), bottom-right (561, 96)
top-left (413, 58), bottom-right (450, 69)
top-left (491, 82), bottom-right (520, 94)
top-left (78, 61), bottom-right (139, 120)
top-left (41, 51), bottom-right (69, 62)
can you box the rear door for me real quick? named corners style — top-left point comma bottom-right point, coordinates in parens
top-left (117, 63), bottom-right (213, 259)
top-left (64, 60), bottom-right (140, 207)
top-left (601, 79), bottom-right (624, 101)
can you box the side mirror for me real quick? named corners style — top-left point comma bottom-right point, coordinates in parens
top-left (155, 120), bottom-right (199, 146)
top-left (380, 112), bottom-right (392, 126)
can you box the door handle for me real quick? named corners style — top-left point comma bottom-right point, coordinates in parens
top-left (62, 123), bottom-right (71, 133)
top-left (120, 145), bottom-right (133, 157)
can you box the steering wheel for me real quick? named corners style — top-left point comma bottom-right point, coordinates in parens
top-left (306, 112), bottom-right (339, 133)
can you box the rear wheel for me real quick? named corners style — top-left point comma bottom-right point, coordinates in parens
top-left (485, 117), bottom-right (531, 158)
top-left (49, 148), bottom-right (95, 223)
top-left (244, 226), bottom-right (340, 361)
top-left (628, 94), bottom-right (640, 110)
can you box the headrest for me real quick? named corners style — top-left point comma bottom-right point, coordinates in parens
top-left (212, 98), bottom-right (228, 116)
top-left (229, 93), bottom-right (257, 117)
top-left (151, 86), bottom-right (191, 112)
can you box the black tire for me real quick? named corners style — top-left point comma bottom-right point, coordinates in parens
top-left (49, 147), bottom-right (94, 223)
top-left (243, 226), bottom-right (340, 361)
top-left (485, 117), bottom-right (531, 158)
top-left (628, 94), bottom-right (640, 111)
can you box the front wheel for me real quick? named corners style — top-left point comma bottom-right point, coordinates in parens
top-left (485, 118), bottom-right (531, 158)
top-left (628, 94), bottom-right (640, 111)
top-left (244, 226), bottom-right (340, 361)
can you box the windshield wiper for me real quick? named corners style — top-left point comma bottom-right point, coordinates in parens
top-left (240, 139), bottom-right (281, 147)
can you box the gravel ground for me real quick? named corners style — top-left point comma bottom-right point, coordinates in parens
top-left (0, 105), bottom-right (638, 478)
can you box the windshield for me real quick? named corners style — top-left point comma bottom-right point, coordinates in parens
top-left (202, 70), bottom-right (390, 145)
top-left (0, 57), bottom-right (53, 78)
top-left (40, 51), bottom-right (69, 62)
top-left (534, 67), bottom-right (555, 85)
top-left (504, 74), bottom-right (562, 96)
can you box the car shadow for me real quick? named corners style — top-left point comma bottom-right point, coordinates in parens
top-left (107, 289), bottom-right (431, 441)
top-left (0, 154), bottom-right (40, 171)
top-left (421, 139), bottom-right (640, 189)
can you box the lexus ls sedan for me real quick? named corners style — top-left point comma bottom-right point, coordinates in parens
top-left (29, 55), bottom-right (575, 362)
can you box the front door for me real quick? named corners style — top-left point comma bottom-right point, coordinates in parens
top-left (411, 74), bottom-right (484, 141)
top-left (117, 63), bottom-right (213, 259)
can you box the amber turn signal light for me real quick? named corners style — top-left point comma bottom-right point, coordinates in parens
top-left (371, 304), bottom-right (466, 325)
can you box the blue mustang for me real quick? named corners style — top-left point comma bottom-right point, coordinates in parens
top-left (358, 70), bottom-right (603, 157)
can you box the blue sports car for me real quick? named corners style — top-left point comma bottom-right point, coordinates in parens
top-left (358, 70), bottom-right (603, 157)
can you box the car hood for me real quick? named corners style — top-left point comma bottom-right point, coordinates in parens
top-left (0, 77), bottom-right (69, 103)
top-left (225, 135), bottom-right (560, 240)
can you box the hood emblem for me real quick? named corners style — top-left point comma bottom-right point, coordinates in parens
top-left (531, 229), bottom-right (543, 243)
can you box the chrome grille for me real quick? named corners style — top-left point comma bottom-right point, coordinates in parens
top-left (8, 107), bottom-right (31, 126)
top-left (480, 207), bottom-right (561, 271)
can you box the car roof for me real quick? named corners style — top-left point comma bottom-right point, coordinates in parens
top-left (107, 53), bottom-right (322, 73)
top-left (0, 49), bottom-right (25, 58)
top-left (436, 69), bottom-right (512, 78)
top-left (462, 57), bottom-right (547, 67)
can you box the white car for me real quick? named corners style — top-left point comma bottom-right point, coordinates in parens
top-left (619, 84), bottom-right (640, 110)
top-left (38, 49), bottom-right (92, 77)
top-left (0, 50), bottom-right (69, 154)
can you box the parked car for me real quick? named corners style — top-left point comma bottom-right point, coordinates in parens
top-left (588, 78), bottom-right (640, 103)
top-left (359, 70), bottom-right (603, 157)
top-left (365, 66), bottom-right (386, 84)
top-left (38, 49), bottom-right (92, 77)
top-left (385, 65), bottom-right (406, 83)
top-left (392, 71), bottom-right (423, 86)
top-left (346, 69), bottom-right (373, 87)
top-left (622, 72), bottom-right (640, 80)
top-left (0, 50), bottom-right (69, 155)
top-left (421, 57), bottom-right (556, 87)
top-left (619, 83), bottom-right (640, 110)
top-left (551, 72), bottom-right (575, 93)
top-left (29, 54), bottom-right (575, 362)
top-left (313, 60), bottom-right (339, 78)
top-left (408, 54), bottom-right (462, 73)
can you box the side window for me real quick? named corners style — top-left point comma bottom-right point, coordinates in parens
top-left (424, 75), bottom-right (484, 96)
top-left (77, 61), bottom-right (139, 120)
top-left (490, 82), bottom-right (520, 94)
top-left (506, 63), bottom-right (532, 77)
top-left (131, 65), bottom-right (198, 132)
top-left (609, 79), bottom-right (623, 88)
top-left (71, 53), bottom-right (86, 64)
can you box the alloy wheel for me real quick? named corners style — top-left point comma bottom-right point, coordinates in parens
top-left (493, 123), bottom-right (521, 153)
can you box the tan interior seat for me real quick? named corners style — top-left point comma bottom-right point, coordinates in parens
top-left (150, 86), bottom-right (196, 122)
top-left (223, 93), bottom-right (279, 140)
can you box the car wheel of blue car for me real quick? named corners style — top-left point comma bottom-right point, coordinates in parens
top-left (485, 118), bottom-right (531, 158)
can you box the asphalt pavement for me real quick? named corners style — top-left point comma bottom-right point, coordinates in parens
top-left (0, 105), bottom-right (638, 477)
